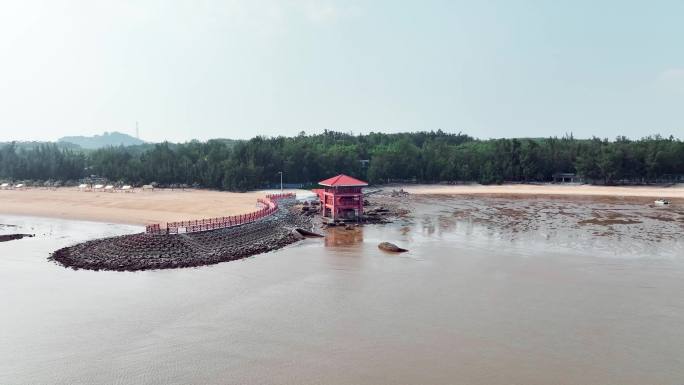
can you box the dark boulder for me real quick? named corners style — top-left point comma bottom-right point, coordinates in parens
top-left (294, 228), bottom-right (325, 238)
top-left (0, 234), bottom-right (34, 242)
top-left (378, 242), bottom-right (408, 253)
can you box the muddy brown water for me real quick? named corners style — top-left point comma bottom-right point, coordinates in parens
top-left (1, 195), bottom-right (683, 385)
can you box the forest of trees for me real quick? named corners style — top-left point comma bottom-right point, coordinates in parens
top-left (1, 131), bottom-right (683, 191)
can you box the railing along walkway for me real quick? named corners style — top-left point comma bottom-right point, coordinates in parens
top-left (145, 193), bottom-right (295, 234)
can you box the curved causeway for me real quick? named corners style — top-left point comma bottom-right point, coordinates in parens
top-left (50, 200), bottom-right (313, 271)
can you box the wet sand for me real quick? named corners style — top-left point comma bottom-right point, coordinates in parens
top-left (0, 188), bottom-right (303, 225)
top-left (409, 194), bottom-right (684, 258)
top-left (402, 183), bottom-right (684, 200)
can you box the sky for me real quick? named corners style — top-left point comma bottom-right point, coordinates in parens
top-left (0, 0), bottom-right (682, 143)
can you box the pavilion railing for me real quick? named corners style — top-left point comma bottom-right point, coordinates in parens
top-left (145, 193), bottom-right (296, 234)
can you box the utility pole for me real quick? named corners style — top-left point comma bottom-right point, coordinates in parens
top-left (277, 171), bottom-right (283, 192)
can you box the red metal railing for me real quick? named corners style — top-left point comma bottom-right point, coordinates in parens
top-left (145, 192), bottom-right (295, 234)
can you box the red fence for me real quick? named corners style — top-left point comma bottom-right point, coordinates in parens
top-left (145, 193), bottom-right (295, 234)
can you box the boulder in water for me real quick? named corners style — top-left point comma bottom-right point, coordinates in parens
top-left (378, 242), bottom-right (408, 253)
top-left (0, 233), bottom-right (34, 242)
top-left (291, 229), bottom-right (305, 240)
top-left (294, 228), bottom-right (325, 238)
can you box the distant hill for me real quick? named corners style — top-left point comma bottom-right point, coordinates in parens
top-left (58, 131), bottom-right (144, 149)
top-left (0, 141), bottom-right (82, 151)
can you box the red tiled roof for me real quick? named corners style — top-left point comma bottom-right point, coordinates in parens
top-left (318, 174), bottom-right (368, 187)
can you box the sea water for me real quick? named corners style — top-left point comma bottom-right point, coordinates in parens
top-left (1, 196), bottom-right (683, 385)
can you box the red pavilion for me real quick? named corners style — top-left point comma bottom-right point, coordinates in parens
top-left (314, 174), bottom-right (368, 222)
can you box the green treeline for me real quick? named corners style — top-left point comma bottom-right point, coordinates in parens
top-left (1, 131), bottom-right (683, 190)
top-left (0, 143), bottom-right (86, 181)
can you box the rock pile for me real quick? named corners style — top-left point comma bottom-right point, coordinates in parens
top-left (50, 200), bottom-right (314, 271)
top-left (363, 206), bottom-right (393, 224)
top-left (299, 200), bottom-right (320, 217)
top-left (390, 188), bottom-right (409, 197)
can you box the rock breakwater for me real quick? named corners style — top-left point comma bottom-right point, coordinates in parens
top-left (50, 200), bottom-right (313, 271)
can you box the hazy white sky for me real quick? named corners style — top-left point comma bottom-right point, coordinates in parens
top-left (0, 0), bottom-right (682, 142)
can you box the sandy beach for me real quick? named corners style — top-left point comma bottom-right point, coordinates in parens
top-left (0, 188), bottom-right (296, 225)
top-left (401, 183), bottom-right (684, 200)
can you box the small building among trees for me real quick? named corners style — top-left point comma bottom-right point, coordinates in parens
top-left (552, 172), bottom-right (582, 183)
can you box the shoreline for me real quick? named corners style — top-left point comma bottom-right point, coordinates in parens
top-left (0, 212), bottom-right (146, 228)
top-left (1, 184), bottom-right (681, 228)
top-left (399, 183), bottom-right (684, 201)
